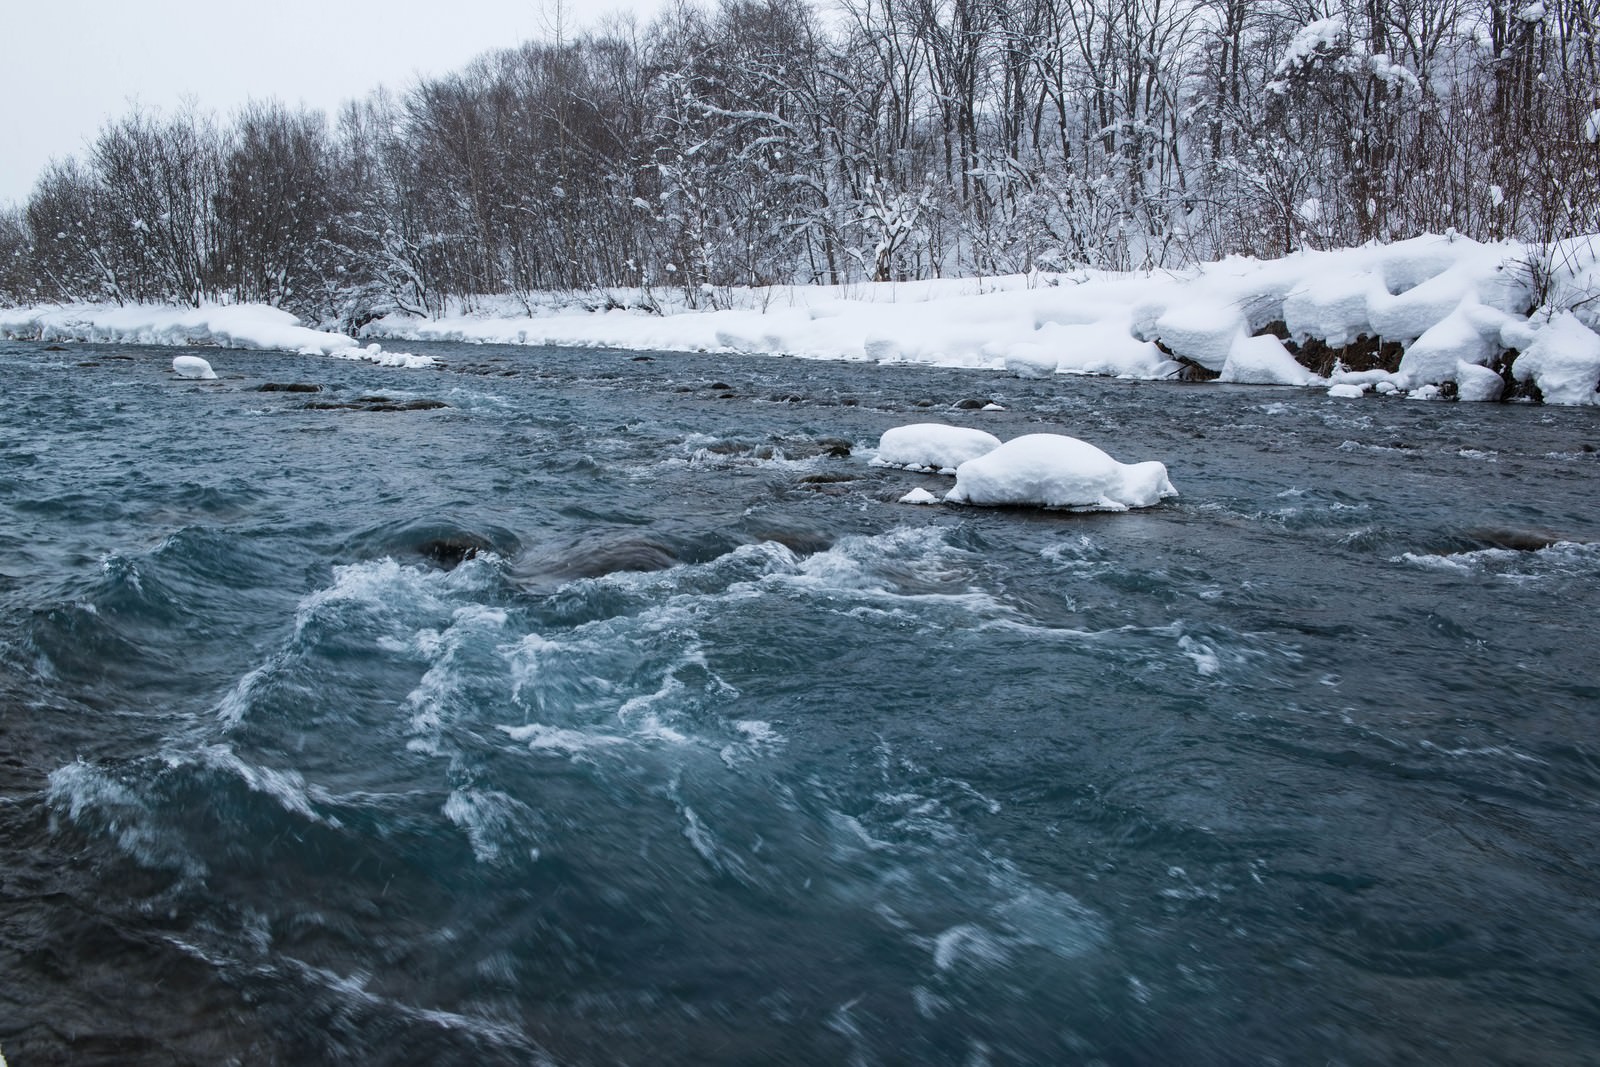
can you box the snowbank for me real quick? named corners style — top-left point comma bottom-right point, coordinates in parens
top-left (945, 434), bottom-right (1177, 511)
top-left (359, 233), bottom-right (1595, 402)
top-left (873, 423), bottom-right (1002, 473)
top-left (0, 303), bottom-right (435, 368)
top-left (7, 234), bottom-right (1600, 402)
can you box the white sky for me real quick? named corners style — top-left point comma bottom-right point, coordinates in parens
top-left (0, 0), bottom-right (667, 206)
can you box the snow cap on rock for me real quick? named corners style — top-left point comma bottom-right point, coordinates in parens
top-left (172, 354), bottom-right (217, 380)
top-left (945, 433), bottom-right (1177, 511)
top-left (874, 423), bottom-right (1002, 473)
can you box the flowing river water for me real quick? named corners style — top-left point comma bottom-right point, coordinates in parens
top-left (2, 338), bottom-right (1598, 1065)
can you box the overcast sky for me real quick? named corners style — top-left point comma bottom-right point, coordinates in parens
top-left (0, 0), bottom-right (666, 206)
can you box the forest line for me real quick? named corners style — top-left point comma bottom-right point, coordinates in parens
top-left (1, 0), bottom-right (1595, 329)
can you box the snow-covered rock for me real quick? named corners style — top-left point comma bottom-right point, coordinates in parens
top-left (1454, 361), bottom-right (1505, 402)
top-left (1150, 303), bottom-right (1247, 371)
top-left (873, 424), bottom-right (1002, 473)
top-left (1513, 312), bottom-right (1600, 405)
top-left (1220, 332), bottom-right (1317, 386)
top-left (1327, 382), bottom-right (1367, 399)
top-left (172, 355), bottom-right (217, 379)
top-left (944, 434), bottom-right (1177, 511)
top-left (1395, 300), bottom-right (1511, 388)
top-left (898, 487), bottom-right (940, 505)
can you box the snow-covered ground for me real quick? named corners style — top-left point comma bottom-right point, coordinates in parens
top-left (0, 303), bottom-right (434, 368)
top-left (5, 234), bottom-right (1599, 403)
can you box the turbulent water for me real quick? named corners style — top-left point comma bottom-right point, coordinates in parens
top-left (2, 338), bottom-right (1598, 1065)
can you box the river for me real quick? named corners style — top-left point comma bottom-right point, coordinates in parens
top-left (2, 338), bottom-right (1598, 1064)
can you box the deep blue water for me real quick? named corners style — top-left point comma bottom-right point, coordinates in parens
top-left (2, 338), bottom-right (1599, 1065)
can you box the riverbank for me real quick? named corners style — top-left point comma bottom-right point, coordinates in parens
top-left (5, 233), bottom-right (1599, 403)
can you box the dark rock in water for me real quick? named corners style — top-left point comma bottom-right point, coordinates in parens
top-left (304, 395), bottom-right (447, 412)
top-left (345, 519), bottom-right (521, 570)
top-left (44, 344), bottom-right (69, 351)
top-left (419, 538), bottom-right (486, 567)
top-left (632, 355), bottom-right (655, 362)
top-left (739, 518), bottom-right (834, 556)
top-left (77, 361), bottom-right (101, 368)
top-left (709, 436), bottom-right (854, 461)
top-left (700, 438), bottom-right (761, 457)
top-left (913, 398), bottom-right (937, 407)
top-left (512, 533), bottom-right (695, 591)
top-left (1459, 526), bottom-right (1572, 553)
top-left (258, 382), bottom-right (323, 393)
top-left (708, 382), bottom-right (732, 391)
top-left (953, 398), bottom-right (988, 410)
top-left (798, 472), bottom-right (854, 485)
top-left (393, 399), bottom-right (449, 411)
top-left (816, 437), bottom-right (853, 458)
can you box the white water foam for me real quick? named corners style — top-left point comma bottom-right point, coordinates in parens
top-left (443, 787), bottom-right (540, 865)
top-left (403, 604), bottom-right (510, 755)
top-left (189, 744), bottom-right (340, 827)
top-left (46, 761), bottom-right (199, 874)
top-left (1395, 540), bottom-right (1600, 579)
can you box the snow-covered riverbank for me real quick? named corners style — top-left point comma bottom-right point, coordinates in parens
top-left (0, 303), bottom-right (435, 368)
top-left (6, 234), bottom-right (1599, 403)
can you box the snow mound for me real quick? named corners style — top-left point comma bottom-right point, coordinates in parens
top-left (1513, 311), bottom-right (1600, 405)
top-left (1220, 332), bottom-right (1316, 386)
top-left (898, 487), bottom-right (940, 505)
top-left (873, 423), bottom-right (1002, 473)
top-left (1454, 361), bottom-right (1505, 402)
top-left (945, 434), bottom-right (1177, 511)
top-left (1327, 382), bottom-right (1367, 399)
top-left (172, 355), bottom-right (217, 380)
